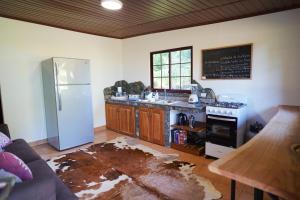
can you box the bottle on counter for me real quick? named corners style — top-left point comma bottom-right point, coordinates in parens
top-left (154, 90), bottom-right (159, 100)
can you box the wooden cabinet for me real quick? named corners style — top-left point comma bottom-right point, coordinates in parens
top-left (105, 103), bottom-right (165, 145)
top-left (139, 107), bottom-right (151, 141)
top-left (151, 108), bottom-right (165, 145)
top-left (139, 107), bottom-right (165, 146)
top-left (105, 103), bottom-right (135, 136)
top-left (105, 103), bottom-right (119, 131)
top-left (119, 106), bottom-right (135, 136)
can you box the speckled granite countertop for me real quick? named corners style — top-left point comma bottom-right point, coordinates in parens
top-left (105, 99), bottom-right (206, 113)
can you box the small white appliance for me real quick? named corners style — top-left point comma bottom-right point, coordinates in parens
top-left (116, 87), bottom-right (123, 96)
top-left (42, 57), bottom-right (94, 151)
top-left (205, 94), bottom-right (247, 158)
top-left (188, 84), bottom-right (199, 103)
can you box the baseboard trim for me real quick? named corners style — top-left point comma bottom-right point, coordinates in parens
top-left (29, 139), bottom-right (47, 147)
top-left (94, 125), bottom-right (106, 132)
top-left (28, 126), bottom-right (107, 147)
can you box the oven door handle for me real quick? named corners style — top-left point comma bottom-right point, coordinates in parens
top-left (207, 115), bottom-right (236, 122)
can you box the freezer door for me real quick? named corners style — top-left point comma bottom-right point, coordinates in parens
top-left (56, 84), bottom-right (94, 150)
top-left (53, 57), bottom-right (91, 85)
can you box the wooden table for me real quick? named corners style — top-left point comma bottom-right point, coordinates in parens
top-left (209, 105), bottom-right (300, 200)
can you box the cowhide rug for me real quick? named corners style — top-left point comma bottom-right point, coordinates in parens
top-left (47, 137), bottom-right (222, 200)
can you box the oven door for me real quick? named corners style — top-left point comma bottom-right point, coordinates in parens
top-left (206, 114), bottom-right (237, 148)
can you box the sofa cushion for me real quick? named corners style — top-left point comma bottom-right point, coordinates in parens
top-left (27, 159), bottom-right (77, 200)
top-left (0, 124), bottom-right (10, 138)
top-left (4, 139), bottom-right (41, 163)
top-left (0, 152), bottom-right (33, 181)
top-left (0, 131), bottom-right (12, 148)
top-left (8, 176), bottom-right (56, 200)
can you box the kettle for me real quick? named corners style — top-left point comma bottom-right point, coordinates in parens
top-left (177, 113), bottom-right (188, 126)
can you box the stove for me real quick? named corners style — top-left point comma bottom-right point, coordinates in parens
top-left (209, 102), bottom-right (246, 109)
top-left (206, 103), bottom-right (246, 117)
top-left (206, 94), bottom-right (247, 117)
top-left (205, 94), bottom-right (248, 158)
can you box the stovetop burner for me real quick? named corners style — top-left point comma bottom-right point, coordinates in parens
top-left (210, 102), bottom-right (246, 109)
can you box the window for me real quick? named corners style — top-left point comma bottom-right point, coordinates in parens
top-left (151, 46), bottom-right (192, 92)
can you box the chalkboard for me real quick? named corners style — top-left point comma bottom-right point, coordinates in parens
top-left (202, 44), bottom-right (252, 79)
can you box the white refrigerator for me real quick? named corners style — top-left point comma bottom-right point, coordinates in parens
top-left (42, 57), bottom-right (94, 150)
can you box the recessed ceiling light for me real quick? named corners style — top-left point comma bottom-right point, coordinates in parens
top-left (101, 0), bottom-right (123, 10)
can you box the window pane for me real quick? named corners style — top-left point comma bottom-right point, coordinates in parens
top-left (162, 78), bottom-right (169, 89)
top-left (181, 49), bottom-right (191, 63)
top-left (153, 54), bottom-right (161, 65)
top-left (153, 65), bottom-right (161, 77)
top-left (162, 65), bottom-right (169, 77)
top-left (171, 64), bottom-right (180, 77)
top-left (181, 63), bottom-right (191, 76)
top-left (161, 52), bottom-right (169, 64)
top-left (171, 77), bottom-right (181, 89)
top-left (153, 78), bottom-right (161, 88)
top-left (181, 77), bottom-right (191, 90)
top-left (171, 51), bottom-right (180, 64)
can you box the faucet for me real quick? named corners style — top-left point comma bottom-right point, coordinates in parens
top-left (164, 89), bottom-right (167, 100)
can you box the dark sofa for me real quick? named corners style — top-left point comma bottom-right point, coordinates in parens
top-left (0, 124), bottom-right (77, 200)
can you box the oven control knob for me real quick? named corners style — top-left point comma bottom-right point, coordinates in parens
top-left (228, 111), bottom-right (233, 115)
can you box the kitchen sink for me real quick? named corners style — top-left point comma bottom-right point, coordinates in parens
top-left (155, 100), bottom-right (177, 105)
top-left (110, 96), bottom-right (128, 101)
top-left (140, 99), bottom-right (177, 105)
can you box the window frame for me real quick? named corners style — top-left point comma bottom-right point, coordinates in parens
top-left (150, 46), bottom-right (193, 93)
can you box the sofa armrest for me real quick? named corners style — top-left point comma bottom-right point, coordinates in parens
top-left (8, 177), bottom-right (56, 200)
top-left (0, 124), bottom-right (10, 138)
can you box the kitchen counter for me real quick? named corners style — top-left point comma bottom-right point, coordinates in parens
top-left (105, 99), bottom-right (206, 113)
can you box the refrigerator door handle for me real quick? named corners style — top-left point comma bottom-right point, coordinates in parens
top-left (54, 62), bottom-right (58, 77)
top-left (54, 62), bottom-right (62, 111)
top-left (57, 87), bottom-right (62, 111)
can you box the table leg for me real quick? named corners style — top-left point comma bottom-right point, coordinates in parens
top-left (254, 188), bottom-right (263, 200)
top-left (231, 180), bottom-right (236, 200)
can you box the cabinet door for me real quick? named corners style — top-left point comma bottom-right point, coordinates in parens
top-left (119, 105), bottom-right (135, 136)
top-left (139, 107), bottom-right (151, 142)
top-left (151, 108), bottom-right (165, 146)
top-left (105, 103), bottom-right (119, 131)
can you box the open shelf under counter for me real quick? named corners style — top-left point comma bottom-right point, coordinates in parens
top-left (171, 143), bottom-right (204, 156)
top-left (171, 121), bottom-right (206, 133)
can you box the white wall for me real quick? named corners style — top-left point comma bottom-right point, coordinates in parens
top-left (122, 9), bottom-right (300, 124)
top-left (0, 17), bottom-right (122, 142)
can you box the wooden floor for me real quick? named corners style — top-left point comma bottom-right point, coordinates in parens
top-left (33, 129), bottom-right (271, 200)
